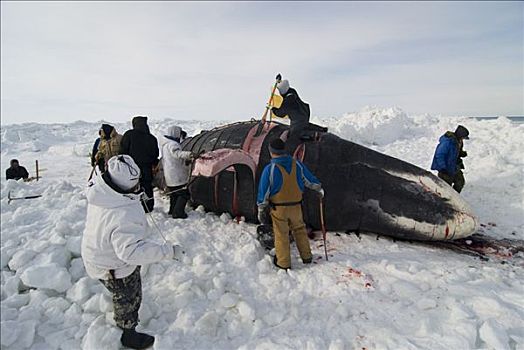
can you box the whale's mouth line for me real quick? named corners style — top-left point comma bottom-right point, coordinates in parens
top-left (347, 166), bottom-right (477, 240)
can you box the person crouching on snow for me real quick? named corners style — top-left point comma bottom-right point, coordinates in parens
top-left (161, 126), bottom-right (195, 219)
top-left (81, 155), bottom-right (184, 350)
top-left (257, 138), bottom-right (324, 270)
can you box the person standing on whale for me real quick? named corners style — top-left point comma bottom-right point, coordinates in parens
top-left (270, 79), bottom-right (327, 152)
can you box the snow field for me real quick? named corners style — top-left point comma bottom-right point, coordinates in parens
top-left (1, 107), bottom-right (523, 349)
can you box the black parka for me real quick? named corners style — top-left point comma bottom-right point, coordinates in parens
top-left (271, 88), bottom-right (311, 132)
top-left (6, 166), bottom-right (29, 180)
top-left (121, 117), bottom-right (159, 167)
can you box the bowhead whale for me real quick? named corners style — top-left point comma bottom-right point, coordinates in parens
top-left (180, 120), bottom-right (478, 241)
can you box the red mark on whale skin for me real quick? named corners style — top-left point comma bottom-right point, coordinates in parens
top-left (445, 226), bottom-right (449, 238)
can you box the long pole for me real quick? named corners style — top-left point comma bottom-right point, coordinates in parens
top-left (320, 197), bottom-right (328, 261)
top-left (88, 166), bottom-right (96, 181)
top-left (260, 73), bottom-right (282, 124)
top-left (35, 160), bottom-right (39, 181)
top-left (8, 191), bottom-right (42, 204)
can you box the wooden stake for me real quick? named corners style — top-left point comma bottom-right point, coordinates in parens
top-left (320, 197), bottom-right (328, 261)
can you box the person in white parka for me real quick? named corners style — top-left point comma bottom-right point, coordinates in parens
top-left (81, 155), bottom-right (184, 350)
top-left (161, 126), bottom-right (194, 219)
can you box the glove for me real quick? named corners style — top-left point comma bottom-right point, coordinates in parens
top-left (172, 245), bottom-right (185, 261)
top-left (192, 151), bottom-right (205, 160)
top-left (318, 188), bottom-right (325, 198)
top-left (258, 207), bottom-right (270, 225)
top-left (186, 153), bottom-right (197, 165)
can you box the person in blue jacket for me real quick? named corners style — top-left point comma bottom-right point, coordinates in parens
top-left (431, 125), bottom-right (469, 193)
top-left (257, 138), bottom-right (324, 270)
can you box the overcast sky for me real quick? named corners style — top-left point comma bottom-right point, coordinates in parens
top-left (1, 1), bottom-right (523, 125)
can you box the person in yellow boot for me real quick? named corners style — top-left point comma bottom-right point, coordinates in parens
top-left (257, 138), bottom-right (324, 269)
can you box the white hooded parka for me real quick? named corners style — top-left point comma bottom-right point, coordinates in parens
top-left (81, 172), bottom-right (173, 280)
top-left (161, 126), bottom-right (193, 187)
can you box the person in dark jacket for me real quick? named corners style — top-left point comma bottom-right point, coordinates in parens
top-left (95, 123), bottom-right (123, 173)
top-left (431, 125), bottom-right (470, 193)
top-left (6, 159), bottom-right (29, 181)
top-left (271, 79), bottom-right (327, 152)
top-left (121, 116), bottom-right (159, 212)
top-left (91, 129), bottom-right (102, 167)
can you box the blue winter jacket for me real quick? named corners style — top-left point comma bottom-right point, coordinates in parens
top-left (431, 133), bottom-right (459, 176)
top-left (257, 155), bottom-right (321, 206)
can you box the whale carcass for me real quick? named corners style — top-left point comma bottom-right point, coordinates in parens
top-left (180, 120), bottom-right (478, 241)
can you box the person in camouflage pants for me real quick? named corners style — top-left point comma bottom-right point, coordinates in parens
top-left (100, 266), bottom-right (142, 330)
top-left (82, 155), bottom-right (184, 349)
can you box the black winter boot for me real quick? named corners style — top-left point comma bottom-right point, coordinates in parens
top-left (172, 195), bottom-right (188, 219)
top-left (120, 328), bottom-right (155, 349)
top-left (168, 192), bottom-right (176, 216)
top-left (273, 255), bottom-right (289, 270)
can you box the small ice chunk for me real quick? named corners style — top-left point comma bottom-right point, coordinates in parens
top-left (237, 300), bottom-right (255, 321)
top-left (479, 319), bottom-right (510, 350)
top-left (3, 275), bottom-right (21, 297)
top-left (29, 289), bottom-right (50, 308)
top-left (100, 293), bottom-right (113, 313)
top-left (219, 293), bottom-right (238, 308)
top-left (69, 258), bottom-right (86, 281)
top-left (83, 294), bottom-right (103, 313)
top-left (138, 303), bottom-right (152, 323)
top-left (0, 320), bottom-right (20, 347)
top-left (1, 247), bottom-right (14, 269)
top-left (66, 236), bottom-right (82, 257)
top-left (1, 307), bottom-right (18, 321)
top-left (66, 277), bottom-right (93, 304)
top-left (194, 311), bottom-right (219, 337)
top-left (262, 308), bottom-right (285, 326)
top-left (220, 213), bottom-right (232, 223)
top-left (64, 304), bottom-right (83, 325)
top-left (43, 297), bottom-right (70, 324)
top-left (6, 320), bottom-right (36, 349)
top-left (20, 264), bottom-right (72, 293)
top-left (18, 306), bottom-right (41, 322)
top-left (32, 246), bottom-right (71, 269)
top-left (82, 316), bottom-right (121, 350)
top-left (3, 293), bottom-right (30, 309)
top-left (8, 249), bottom-right (37, 271)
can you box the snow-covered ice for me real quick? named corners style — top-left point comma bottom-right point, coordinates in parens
top-left (1, 107), bottom-right (523, 349)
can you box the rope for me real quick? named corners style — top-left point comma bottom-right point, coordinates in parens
top-left (141, 193), bottom-right (168, 243)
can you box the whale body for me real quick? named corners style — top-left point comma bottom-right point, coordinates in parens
top-left (181, 120), bottom-right (478, 241)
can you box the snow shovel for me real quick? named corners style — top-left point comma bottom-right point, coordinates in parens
top-left (7, 191), bottom-right (42, 204)
top-left (320, 197), bottom-right (328, 261)
top-left (254, 73), bottom-right (282, 137)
